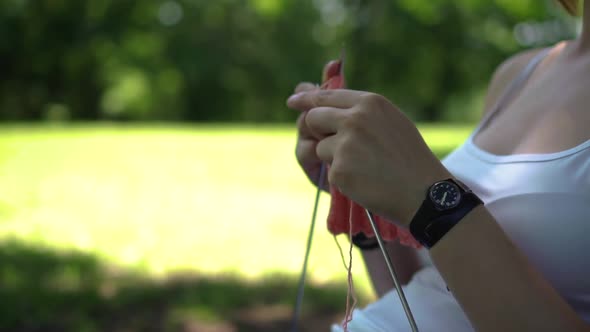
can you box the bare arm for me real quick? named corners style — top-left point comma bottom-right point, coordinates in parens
top-left (360, 47), bottom-right (556, 300)
top-left (430, 206), bottom-right (589, 332)
top-left (427, 47), bottom-right (588, 332)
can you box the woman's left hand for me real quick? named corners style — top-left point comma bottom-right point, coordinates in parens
top-left (287, 89), bottom-right (452, 227)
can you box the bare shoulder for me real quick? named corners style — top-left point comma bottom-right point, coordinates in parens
top-left (483, 48), bottom-right (547, 116)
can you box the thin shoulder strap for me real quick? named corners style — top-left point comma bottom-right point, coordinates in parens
top-left (472, 48), bottom-right (552, 136)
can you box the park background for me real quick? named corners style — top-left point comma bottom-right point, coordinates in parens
top-left (0, 0), bottom-right (579, 331)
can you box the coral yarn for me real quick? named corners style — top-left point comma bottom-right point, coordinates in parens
top-left (320, 57), bottom-right (421, 249)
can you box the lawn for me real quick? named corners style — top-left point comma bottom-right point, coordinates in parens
top-left (0, 124), bottom-right (473, 331)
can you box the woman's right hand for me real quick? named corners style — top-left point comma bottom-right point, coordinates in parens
top-left (288, 82), bottom-right (328, 191)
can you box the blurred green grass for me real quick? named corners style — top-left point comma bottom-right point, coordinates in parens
top-left (0, 124), bottom-right (471, 287)
top-left (0, 124), bottom-right (472, 330)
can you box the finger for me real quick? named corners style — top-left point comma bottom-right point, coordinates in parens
top-left (295, 82), bottom-right (317, 94)
top-left (288, 82), bottom-right (319, 112)
top-left (296, 140), bottom-right (329, 191)
top-left (296, 138), bottom-right (319, 168)
top-left (316, 134), bottom-right (339, 164)
top-left (305, 107), bottom-right (349, 138)
top-left (287, 89), bottom-right (365, 111)
top-left (296, 112), bottom-right (315, 139)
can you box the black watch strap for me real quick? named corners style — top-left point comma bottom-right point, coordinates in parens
top-left (410, 179), bottom-right (483, 249)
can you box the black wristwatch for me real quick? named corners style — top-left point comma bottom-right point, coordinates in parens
top-left (409, 178), bottom-right (483, 249)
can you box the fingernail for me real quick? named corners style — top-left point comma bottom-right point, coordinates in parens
top-left (288, 92), bottom-right (304, 103)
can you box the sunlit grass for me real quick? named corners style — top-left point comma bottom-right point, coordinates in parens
top-left (0, 123), bottom-right (473, 299)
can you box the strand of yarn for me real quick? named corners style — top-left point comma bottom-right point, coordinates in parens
top-left (344, 202), bottom-right (357, 329)
top-left (333, 202), bottom-right (357, 331)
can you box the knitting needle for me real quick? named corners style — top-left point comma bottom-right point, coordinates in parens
top-left (365, 210), bottom-right (420, 332)
top-left (291, 48), bottom-right (344, 331)
top-left (290, 162), bottom-right (327, 332)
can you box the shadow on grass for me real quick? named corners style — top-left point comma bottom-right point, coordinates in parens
top-left (0, 239), bottom-right (358, 332)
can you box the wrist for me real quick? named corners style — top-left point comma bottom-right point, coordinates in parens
top-left (400, 168), bottom-right (453, 227)
top-left (409, 177), bottom-right (484, 249)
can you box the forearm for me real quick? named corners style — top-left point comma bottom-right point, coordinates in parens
top-left (362, 241), bottom-right (422, 298)
top-left (430, 205), bottom-right (588, 332)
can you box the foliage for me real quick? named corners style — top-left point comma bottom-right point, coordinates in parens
top-left (0, 0), bottom-right (576, 122)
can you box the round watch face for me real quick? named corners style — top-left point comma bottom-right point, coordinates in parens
top-left (429, 181), bottom-right (461, 210)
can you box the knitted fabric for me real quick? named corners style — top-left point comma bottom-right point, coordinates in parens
top-left (321, 58), bottom-right (421, 249)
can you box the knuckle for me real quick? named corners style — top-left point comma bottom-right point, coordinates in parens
top-left (313, 89), bottom-right (333, 105)
top-left (304, 108), bottom-right (318, 127)
top-left (338, 133), bottom-right (356, 156)
top-left (360, 93), bottom-right (389, 110)
top-left (305, 107), bottom-right (327, 128)
top-left (297, 113), bottom-right (312, 136)
top-left (343, 108), bottom-right (368, 133)
top-left (348, 107), bottom-right (365, 122)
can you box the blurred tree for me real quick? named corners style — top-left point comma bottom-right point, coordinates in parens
top-left (345, 0), bottom-right (573, 121)
top-left (0, 0), bottom-right (577, 122)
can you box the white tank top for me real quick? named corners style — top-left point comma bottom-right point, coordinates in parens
top-left (331, 49), bottom-right (590, 331)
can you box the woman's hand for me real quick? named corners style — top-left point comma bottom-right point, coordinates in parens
top-left (289, 82), bottom-right (330, 190)
top-left (287, 89), bottom-right (451, 226)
